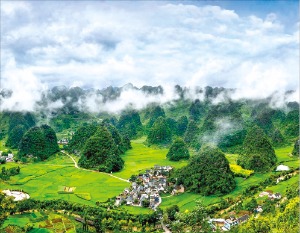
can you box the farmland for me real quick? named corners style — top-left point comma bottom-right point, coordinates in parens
top-left (0, 152), bottom-right (128, 206)
top-left (1, 139), bottom-right (298, 214)
top-left (2, 211), bottom-right (77, 233)
top-left (116, 137), bottom-right (188, 179)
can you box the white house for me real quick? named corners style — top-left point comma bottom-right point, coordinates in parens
top-left (276, 165), bottom-right (289, 171)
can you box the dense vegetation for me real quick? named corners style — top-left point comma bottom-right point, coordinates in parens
top-left (18, 125), bottom-right (59, 160)
top-left (238, 125), bottom-right (277, 172)
top-left (5, 112), bottom-right (36, 148)
top-left (146, 106), bottom-right (166, 128)
top-left (117, 110), bottom-right (143, 139)
top-left (292, 138), bottom-right (299, 156)
top-left (78, 125), bottom-right (125, 172)
top-left (147, 116), bottom-right (172, 145)
top-left (183, 120), bottom-right (200, 149)
top-left (166, 138), bottom-right (190, 161)
top-left (0, 84), bottom-right (299, 233)
top-left (6, 125), bottom-right (27, 149)
top-left (67, 123), bottom-right (99, 153)
top-left (0, 166), bottom-right (20, 180)
top-left (174, 146), bottom-right (236, 195)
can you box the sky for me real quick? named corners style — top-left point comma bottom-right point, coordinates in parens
top-left (0, 0), bottom-right (299, 111)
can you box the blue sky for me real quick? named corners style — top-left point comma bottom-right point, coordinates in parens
top-left (0, 0), bottom-right (299, 111)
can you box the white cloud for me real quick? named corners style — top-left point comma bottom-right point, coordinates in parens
top-left (0, 2), bottom-right (298, 111)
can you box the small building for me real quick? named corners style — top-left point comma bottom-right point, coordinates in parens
top-left (223, 219), bottom-right (238, 230)
top-left (126, 196), bottom-right (133, 205)
top-left (115, 196), bottom-right (124, 206)
top-left (259, 191), bottom-right (273, 198)
top-left (237, 214), bottom-right (249, 223)
top-left (276, 165), bottom-right (289, 171)
top-left (272, 193), bottom-right (281, 199)
top-left (172, 185), bottom-right (185, 195)
top-left (255, 206), bottom-right (263, 213)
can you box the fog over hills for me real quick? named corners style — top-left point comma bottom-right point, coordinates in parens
top-left (0, 83), bottom-right (298, 116)
top-left (1, 1), bottom-right (298, 112)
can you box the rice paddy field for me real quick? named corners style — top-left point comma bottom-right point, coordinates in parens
top-left (2, 211), bottom-right (77, 233)
top-left (0, 153), bottom-right (129, 206)
top-left (116, 137), bottom-right (188, 179)
top-left (0, 138), bottom-right (298, 213)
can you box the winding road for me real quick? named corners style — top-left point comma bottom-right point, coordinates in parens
top-left (61, 150), bottom-right (130, 183)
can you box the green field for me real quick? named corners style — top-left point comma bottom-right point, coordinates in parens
top-left (0, 137), bottom-right (188, 208)
top-left (1, 156), bottom-right (128, 205)
top-left (116, 137), bottom-right (188, 179)
top-left (0, 138), bottom-right (298, 213)
top-left (2, 211), bottom-right (77, 233)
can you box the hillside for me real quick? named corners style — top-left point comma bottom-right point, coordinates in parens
top-left (0, 84), bottom-right (299, 233)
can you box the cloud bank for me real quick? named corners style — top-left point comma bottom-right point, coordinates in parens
top-left (1, 1), bottom-right (299, 111)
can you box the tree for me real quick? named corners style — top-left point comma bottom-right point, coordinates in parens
top-left (103, 122), bottom-right (131, 154)
top-left (170, 201), bottom-right (212, 233)
top-left (245, 198), bottom-right (258, 212)
top-left (68, 123), bottom-right (98, 152)
top-left (8, 112), bottom-right (35, 133)
top-left (19, 125), bottom-right (59, 160)
top-left (166, 205), bottom-right (179, 221)
top-left (147, 106), bottom-right (165, 128)
top-left (237, 125), bottom-right (277, 172)
top-left (184, 120), bottom-right (200, 149)
top-left (189, 99), bottom-right (206, 121)
top-left (254, 110), bottom-right (274, 136)
top-left (175, 146), bottom-right (236, 195)
top-left (166, 118), bottom-right (178, 136)
top-left (277, 197), bottom-right (299, 231)
top-left (6, 125), bottom-right (27, 148)
top-left (271, 128), bottom-right (284, 145)
top-left (238, 216), bottom-right (271, 233)
top-left (167, 138), bottom-right (190, 161)
top-left (176, 116), bottom-right (188, 136)
top-left (292, 138), bottom-right (299, 157)
top-left (117, 110), bottom-right (143, 139)
top-left (141, 199), bottom-right (150, 208)
top-left (283, 110), bottom-right (299, 137)
top-left (147, 117), bottom-right (172, 145)
top-left (78, 125), bottom-right (124, 172)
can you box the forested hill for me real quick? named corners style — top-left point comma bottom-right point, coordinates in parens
top-left (0, 85), bottom-right (298, 154)
top-left (0, 84), bottom-right (299, 233)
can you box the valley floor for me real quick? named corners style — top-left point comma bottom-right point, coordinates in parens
top-left (0, 138), bottom-right (299, 215)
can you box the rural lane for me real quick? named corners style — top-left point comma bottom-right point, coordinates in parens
top-left (61, 150), bottom-right (130, 183)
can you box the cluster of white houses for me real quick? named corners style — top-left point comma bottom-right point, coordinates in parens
top-left (209, 214), bottom-right (250, 231)
top-left (116, 165), bottom-right (184, 209)
top-left (209, 190), bottom-right (282, 231)
top-left (258, 190), bottom-right (281, 199)
top-left (0, 151), bottom-right (14, 162)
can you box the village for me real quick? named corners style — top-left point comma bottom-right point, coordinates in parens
top-left (115, 165), bottom-right (184, 209)
top-left (208, 189), bottom-right (282, 231)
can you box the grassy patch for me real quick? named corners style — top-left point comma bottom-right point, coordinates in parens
top-left (116, 137), bottom-right (188, 179)
top-left (265, 175), bottom-right (299, 194)
top-left (1, 156), bottom-right (128, 205)
top-left (275, 145), bottom-right (295, 162)
top-left (120, 205), bottom-right (154, 215)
